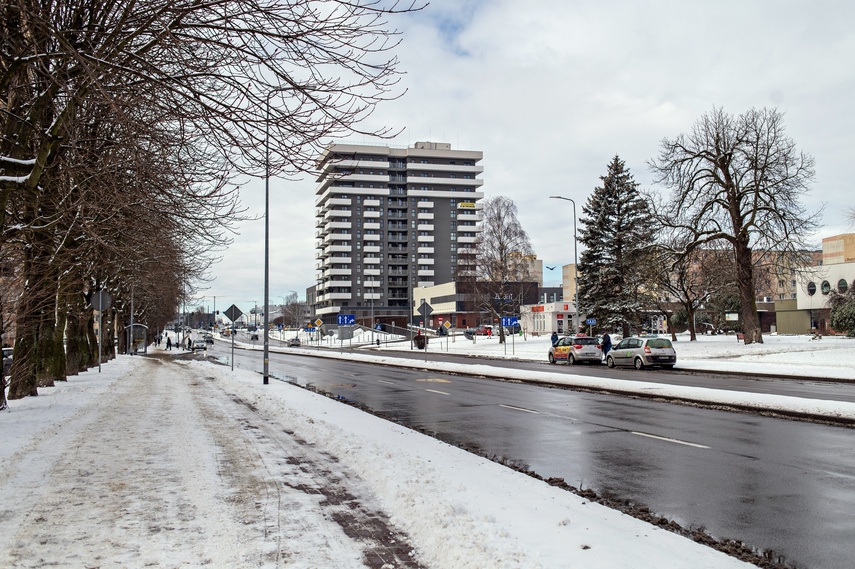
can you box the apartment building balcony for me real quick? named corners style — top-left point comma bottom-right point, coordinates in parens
top-left (364, 279), bottom-right (381, 288)
top-left (417, 234), bottom-right (435, 243)
top-left (457, 212), bottom-right (482, 222)
top-left (324, 209), bottom-right (351, 221)
top-left (363, 233), bottom-right (381, 241)
top-left (417, 212), bottom-right (434, 220)
top-left (417, 258), bottom-right (434, 265)
top-left (326, 220), bottom-right (352, 231)
top-left (458, 235), bottom-right (478, 244)
top-left (364, 257), bottom-right (381, 265)
top-left (417, 280), bottom-right (435, 287)
top-left (364, 199), bottom-right (381, 207)
top-left (417, 269), bottom-right (435, 277)
top-left (364, 245), bottom-right (381, 254)
top-left (363, 266), bottom-right (381, 275)
top-left (324, 244), bottom-right (352, 254)
top-left (417, 246), bottom-right (434, 254)
top-left (364, 210), bottom-right (381, 219)
top-left (328, 255), bottom-right (352, 264)
top-left (364, 221), bottom-right (380, 230)
top-left (326, 292), bottom-right (352, 300)
top-left (327, 279), bottom-right (352, 287)
top-left (388, 244), bottom-right (408, 252)
top-left (363, 291), bottom-right (382, 300)
top-left (407, 163), bottom-right (483, 175)
top-left (324, 267), bottom-right (352, 277)
top-left (417, 223), bottom-right (434, 231)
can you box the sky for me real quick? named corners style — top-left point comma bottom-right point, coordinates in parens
top-left (203, 0), bottom-right (855, 315)
top-left (4, 333), bottom-right (854, 567)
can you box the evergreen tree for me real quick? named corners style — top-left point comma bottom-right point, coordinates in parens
top-left (577, 156), bottom-right (656, 336)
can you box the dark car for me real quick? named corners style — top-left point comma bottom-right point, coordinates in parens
top-left (606, 336), bottom-right (676, 369)
top-left (204, 333), bottom-right (214, 344)
top-left (2, 347), bottom-right (12, 376)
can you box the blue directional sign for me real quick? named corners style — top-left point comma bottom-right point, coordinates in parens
top-left (304, 327), bottom-right (316, 333)
top-left (585, 318), bottom-right (597, 325)
top-left (501, 316), bottom-right (519, 327)
top-left (337, 314), bottom-right (356, 326)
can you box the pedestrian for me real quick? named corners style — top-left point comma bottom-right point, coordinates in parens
top-left (551, 331), bottom-right (559, 346)
top-left (166, 337), bottom-right (172, 350)
top-left (487, 327), bottom-right (492, 338)
top-left (601, 332), bottom-right (612, 359)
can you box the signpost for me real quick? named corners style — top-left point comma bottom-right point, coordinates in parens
top-left (91, 289), bottom-right (112, 373)
top-left (225, 304), bottom-right (243, 371)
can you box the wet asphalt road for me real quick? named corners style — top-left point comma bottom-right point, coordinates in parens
top-left (205, 339), bottom-right (855, 569)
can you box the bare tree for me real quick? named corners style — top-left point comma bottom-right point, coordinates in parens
top-left (474, 196), bottom-right (535, 343)
top-left (649, 107), bottom-right (821, 344)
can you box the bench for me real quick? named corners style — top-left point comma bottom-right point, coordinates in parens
top-left (736, 332), bottom-right (745, 342)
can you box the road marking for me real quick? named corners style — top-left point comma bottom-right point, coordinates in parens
top-left (631, 431), bottom-right (710, 449)
top-left (424, 388), bottom-right (450, 395)
top-left (377, 379), bottom-right (396, 385)
top-left (499, 404), bottom-right (540, 414)
top-left (416, 378), bottom-right (452, 383)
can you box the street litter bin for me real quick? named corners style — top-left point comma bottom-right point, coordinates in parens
top-left (414, 335), bottom-right (428, 349)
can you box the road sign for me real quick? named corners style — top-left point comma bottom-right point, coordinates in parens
top-left (417, 300), bottom-right (433, 317)
top-left (91, 290), bottom-right (112, 311)
top-left (585, 318), bottom-right (597, 325)
top-left (443, 321), bottom-right (452, 329)
top-left (501, 316), bottom-right (519, 327)
top-left (225, 304), bottom-right (243, 322)
top-left (314, 318), bottom-right (323, 327)
top-left (305, 327), bottom-right (316, 333)
top-left (337, 314), bottom-right (356, 326)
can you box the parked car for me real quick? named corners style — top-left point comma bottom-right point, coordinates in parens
top-left (548, 335), bottom-right (602, 365)
top-left (605, 336), bottom-right (676, 370)
top-left (191, 339), bottom-right (207, 353)
top-left (287, 337), bottom-right (301, 347)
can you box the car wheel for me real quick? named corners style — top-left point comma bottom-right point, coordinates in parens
top-left (548, 353), bottom-right (555, 364)
top-left (606, 356), bottom-right (615, 368)
top-left (568, 354), bottom-right (576, 365)
top-left (634, 357), bottom-right (645, 370)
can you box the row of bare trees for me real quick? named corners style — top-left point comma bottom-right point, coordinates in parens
top-left (0, 0), bottom-right (420, 404)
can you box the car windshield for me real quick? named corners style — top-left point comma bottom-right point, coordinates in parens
top-left (647, 338), bottom-right (673, 349)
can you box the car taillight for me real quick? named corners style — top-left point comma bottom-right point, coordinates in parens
top-left (644, 346), bottom-right (651, 353)
top-left (573, 344), bottom-right (582, 349)
top-left (597, 344), bottom-right (602, 349)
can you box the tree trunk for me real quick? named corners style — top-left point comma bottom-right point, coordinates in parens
top-left (735, 240), bottom-right (762, 344)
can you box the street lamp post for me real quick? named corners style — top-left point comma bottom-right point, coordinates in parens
top-left (549, 196), bottom-right (580, 334)
top-left (263, 92), bottom-right (277, 384)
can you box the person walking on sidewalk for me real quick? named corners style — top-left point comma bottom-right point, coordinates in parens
top-left (166, 337), bottom-right (172, 351)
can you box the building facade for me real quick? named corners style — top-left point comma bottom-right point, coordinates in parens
top-left (313, 141), bottom-right (484, 326)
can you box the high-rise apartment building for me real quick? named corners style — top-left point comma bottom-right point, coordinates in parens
top-left (313, 141), bottom-right (484, 326)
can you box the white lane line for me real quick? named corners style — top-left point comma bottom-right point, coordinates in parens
top-left (424, 388), bottom-right (450, 395)
top-left (631, 431), bottom-right (710, 449)
top-left (499, 404), bottom-right (540, 414)
top-left (377, 379), bottom-right (396, 385)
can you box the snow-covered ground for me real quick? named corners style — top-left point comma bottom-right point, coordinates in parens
top-left (2, 332), bottom-right (851, 568)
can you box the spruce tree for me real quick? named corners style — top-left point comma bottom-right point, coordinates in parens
top-left (578, 155), bottom-right (656, 336)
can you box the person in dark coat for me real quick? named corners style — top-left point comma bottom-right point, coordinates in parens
top-left (601, 332), bottom-right (612, 358)
top-left (551, 331), bottom-right (559, 346)
top-left (166, 337), bottom-right (172, 350)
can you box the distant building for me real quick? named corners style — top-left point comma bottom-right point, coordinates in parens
top-left (312, 141), bottom-right (484, 327)
top-left (776, 234), bottom-right (855, 335)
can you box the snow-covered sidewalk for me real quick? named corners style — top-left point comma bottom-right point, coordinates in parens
top-left (2, 352), bottom-right (758, 568)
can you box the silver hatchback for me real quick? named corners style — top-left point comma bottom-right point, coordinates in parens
top-left (606, 336), bottom-right (676, 370)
